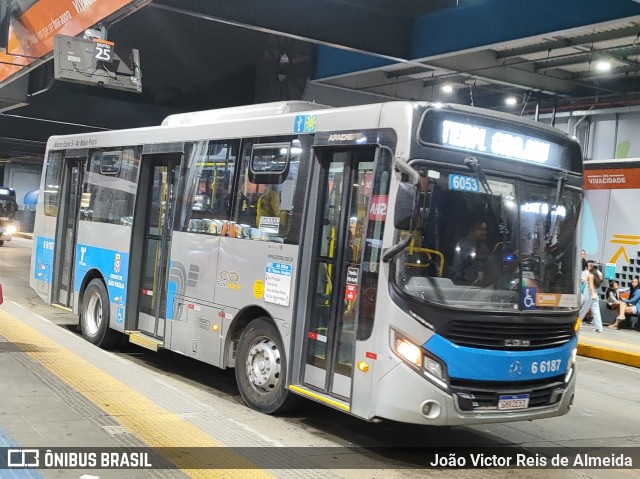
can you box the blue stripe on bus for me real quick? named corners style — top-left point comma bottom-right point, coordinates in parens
top-left (33, 236), bottom-right (54, 283)
top-left (74, 244), bottom-right (129, 308)
top-left (0, 425), bottom-right (45, 478)
top-left (424, 334), bottom-right (577, 382)
top-left (166, 277), bottom-right (176, 321)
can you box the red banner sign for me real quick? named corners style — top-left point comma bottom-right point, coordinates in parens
top-left (584, 168), bottom-right (640, 190)
top-left (0, 0), bottom-right (136, 84)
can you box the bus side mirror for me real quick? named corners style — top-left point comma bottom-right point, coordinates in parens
top-left (394, 182), bottom-right (418, 230)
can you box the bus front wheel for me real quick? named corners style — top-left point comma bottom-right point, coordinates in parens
top-left (81, 279), bottom-right (120, 349)
top-left (235, 317), bottom-right (297, 414)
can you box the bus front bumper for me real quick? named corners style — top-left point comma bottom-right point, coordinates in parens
top-left (373, 361), bottom-right (576, 426)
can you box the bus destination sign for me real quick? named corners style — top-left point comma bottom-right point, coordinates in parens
top-left (441, 120), bottom-right (551, 164)
top-left (418, 109), bottom-right (582, 173)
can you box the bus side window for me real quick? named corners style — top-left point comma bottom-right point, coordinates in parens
top-left (232, 137), bottom-right (306, 244)
top-left (44, 151), bottom-right (64, 217)
top-left (82, 148), bottom-right (140, 225)
top-left (181, 140), bottom-right (238, 234)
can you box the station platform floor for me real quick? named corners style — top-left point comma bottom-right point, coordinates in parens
top-left (0, 300), bottom-right (328, 479)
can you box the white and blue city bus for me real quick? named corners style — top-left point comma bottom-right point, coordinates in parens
top-left (30, 101), bottom-right (582, 425)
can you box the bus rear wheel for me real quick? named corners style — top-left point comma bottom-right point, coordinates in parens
top-left (81, 279), bottom-right (120, 349)
top-left (235, 317), bottom-right (297, 414)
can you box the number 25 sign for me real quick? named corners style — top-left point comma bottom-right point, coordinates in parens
top-left (93, 39), bottom-right (114, 63)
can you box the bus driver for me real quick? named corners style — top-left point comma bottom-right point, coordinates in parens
top-left (450, 220), bottom-right (491, 285)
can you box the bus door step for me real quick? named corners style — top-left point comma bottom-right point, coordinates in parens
top-left (51, 303), bottom-right (73, 312)
top-left (127, 331), bottom-right (164, 352)
top-left (288, 384), bottom-right (351, 412)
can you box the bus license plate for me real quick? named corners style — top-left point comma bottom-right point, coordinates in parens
top-left (498, 394), bottom-right (530, 410)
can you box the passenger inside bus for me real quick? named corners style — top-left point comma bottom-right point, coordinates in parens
top-left (256, 185), bottom-right (279, 224)
top-left (256, 185), bottom-right (287, 236)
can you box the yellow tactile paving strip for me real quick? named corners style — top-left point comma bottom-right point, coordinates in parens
top-left (578, 336), bottom-right (640, 368)
top-left (0, 308), bottom-right (274, 479)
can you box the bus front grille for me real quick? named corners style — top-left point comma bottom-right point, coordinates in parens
top-left (440, 321), bottom-right (574, 350)
top-left (450, 376), bottom-right (565, 411)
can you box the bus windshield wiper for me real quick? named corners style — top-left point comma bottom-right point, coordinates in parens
top-left (463, 156), bottom-right (494, 197)
top-left (464, 157), bottom-right (509, 241)
top-left (546, 171), bottom-right (569, 248)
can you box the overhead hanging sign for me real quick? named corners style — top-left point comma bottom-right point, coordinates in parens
top-left (0, 0), bottom-right (137, 84)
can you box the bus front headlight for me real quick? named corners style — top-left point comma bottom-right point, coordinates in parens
top-left (5, 224), bottom-right (16, 235)
top-left (395, 338), bottom-right (422, 365)
top-left (391, 329), bottom-right (448, 390)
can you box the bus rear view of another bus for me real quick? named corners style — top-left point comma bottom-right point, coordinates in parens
top-left (0, 186), bottom-right (17, 246)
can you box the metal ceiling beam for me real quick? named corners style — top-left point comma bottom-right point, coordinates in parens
top-left (572, 63), bottom-right (640, 80)
top-left (495, 24), bottom-right (640, 59)
top-left (422, 50), bottom-right (603, 96)
top-left (573, 75), bottom-right (640, 94)
top-left (385, 65), bottom-right (434, 78)
top-left (534, 44), bottom-right (640, 70)
top-left (421, 74), bottom-right (470, 87)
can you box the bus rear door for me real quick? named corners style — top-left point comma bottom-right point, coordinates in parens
top-left (128, 152), bottom-right (183, 342)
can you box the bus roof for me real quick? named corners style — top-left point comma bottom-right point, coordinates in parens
top-left (46, 101), bottom-right (577, 152)
top-left (161, 101), bottom-right (331, 126)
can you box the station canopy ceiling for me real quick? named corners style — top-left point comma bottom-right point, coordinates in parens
top-left (0, 0), bottom-right (639, 166)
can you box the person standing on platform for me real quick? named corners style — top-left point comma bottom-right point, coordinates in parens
top-left (579, 259), bottom-right (603, 333)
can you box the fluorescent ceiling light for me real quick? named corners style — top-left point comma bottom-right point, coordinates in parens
top-left (505, 96), bottom-right (517, 106)
top-left (441, 84), bottom-right (454, 93)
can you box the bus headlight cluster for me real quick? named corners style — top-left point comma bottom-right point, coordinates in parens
top-left (395, 338), bottom-right (422, 365)
top-left (5, 224), bottom-right (16, 235)
top-left (391, 329), bottom-right (448, 390)
top-left (423, 356), bottom-right (444, 380)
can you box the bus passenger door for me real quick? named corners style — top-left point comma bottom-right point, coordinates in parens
top-left (52, 157), bottom-right (84, 308)
top-left (132, 154), bottom-right (182, 340)
top-left (303, 148), bottom-right (376, 400)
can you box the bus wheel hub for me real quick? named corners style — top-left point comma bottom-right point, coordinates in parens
top-left (246, 337), bottom-right (281, 392)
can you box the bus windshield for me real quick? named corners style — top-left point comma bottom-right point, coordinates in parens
top-left (394, 166), bottom-right (581, 311)
top-left (0, 198), bottom-right (16, 220)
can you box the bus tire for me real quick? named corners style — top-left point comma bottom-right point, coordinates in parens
top-left (81, 279), bottom-right (120, 349)
top-left (0, 241), bottom-right (4, 246)
top-left (235, 317), bottom-right (298, 414)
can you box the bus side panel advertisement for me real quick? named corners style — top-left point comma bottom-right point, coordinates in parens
top-left (264, 262), bottom-right (292, 307)
top-left (74, 244), bottom-right (129, 307)
top-left (34, 236), bottom-right (54, 283)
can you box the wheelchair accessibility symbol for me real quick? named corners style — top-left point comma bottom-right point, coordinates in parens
top-left (521, 287), bottom-right (537, 310)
